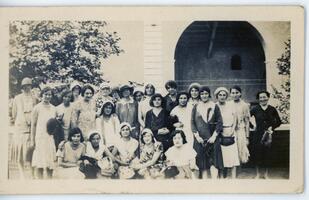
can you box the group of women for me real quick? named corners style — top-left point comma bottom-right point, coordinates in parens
top-left (10, 78), bottom-right (282, 180)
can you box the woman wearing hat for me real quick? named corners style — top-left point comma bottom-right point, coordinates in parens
top-left (214, 87), bottom-right (240, 178)
top-left (71, 85), bottom-right (97, 140)
top-left (138, 83), bottom-right (156, 129)
top-left (115, 84), bottom-right (140, 140)
top-left (82, 130), bottom-right (124, 179)
top-left (114, 123), bottom-right (139, 179)
top-left (70, 81), bottom-right (83, 103)
top-left (131, 128), bottom-right (164, 179)
top-left (191, 86), bottom-right (224, 179)
top-left (11, 77), bottom-right (37, 179)
top-left (96, 100), bottom-right (120, 148)
top-left (94, 82), bottom-right (113, 116)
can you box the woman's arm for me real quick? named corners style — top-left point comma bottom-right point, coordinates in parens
top-left (270, 107), bottom-right (282, 131)
top-left (30, 106), bottom-right (38, 146)
top-left (139, 151), bottom-right (161, 169)
top-left (138, 102), bottom-right (145, 128)
top-left (104, 148), bottom-right (128, 166)
top-left (71, 104), bottom-right (80, 128)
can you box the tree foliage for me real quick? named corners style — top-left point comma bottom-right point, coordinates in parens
top-left (272, 39), bottom-right (290, 124)
top-left (9, 21), bottom-right (123, 97)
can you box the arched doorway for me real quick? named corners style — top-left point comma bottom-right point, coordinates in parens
top-left (174, 21), bottom-right (266, 103)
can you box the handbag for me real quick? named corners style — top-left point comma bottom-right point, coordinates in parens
top-left (260, 130), bottom-right (272, 146)
top-left (220, 136), bottom-right (235, 146)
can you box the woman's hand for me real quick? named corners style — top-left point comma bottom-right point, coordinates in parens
top-left (158, 128), bottom-right (169, 135)
top-left (189, 161), bottom-right (199, 171)
top-left (173, 122), bottom-right (184, 129)
top-left (83, 160), bottom-right (90, 165)
top-left (194, 133), bottom-right (204, 144)
top-left (30, 140), bottom-right (35, 149)
top-left (58, 141), bottom-right (65, 151)
top-left (207, 134), bottom-right (217, 144)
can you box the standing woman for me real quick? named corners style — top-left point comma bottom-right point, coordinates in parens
top-left (56, 89), bottom-right (74, 141)
top-left (96, 100), bottom-right (120, 148)
top-left (145, 93), bottom-right (173, 152)
top-left (70, 81), bottom-right (83, 103)
top-left (191, 86), bottom-right (223, 179)
top-left (94, 82), bottom-right (113, 116)
top-left (133, 88), bottom-right (144, 103)
top-left (30, 86), bottom-right (57, 179)
top-left (170, 92), bottom-right (194, 147)
top-left (230, 86), bottom-right (250, 164)
top-left (138, 83), bottom-right (156, 129)
top-left (11, 77), bottom-right (36, 179)
top-left (71, 85), bottom-right (97, 140)
top-left (250, 91), bottom-right (281, 179)
top-left (187, 82), bottom-right (201, 110)
top-left (115, 84), bottom-right (139, 140)
top-left (164, 80), bottom-right (178, 114)
top-left (214, 87), bottom-right (240, 178)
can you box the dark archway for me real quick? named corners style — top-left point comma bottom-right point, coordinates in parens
top-left (174, 21), bottom-right (266, 103)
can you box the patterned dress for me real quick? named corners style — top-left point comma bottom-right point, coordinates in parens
top-left (72, 99), bottom-right (97, 140)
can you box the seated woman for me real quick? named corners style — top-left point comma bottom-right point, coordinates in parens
top-left (82, 131), bottom-right (125, 179)
top-left (114, 122), bottom-right (139, 179)
top-left (131, 128), bottom-right (164, 179)
top-left (55, 127), bottom-right (85, 179)
top-left (164, 130), bottom-right (198, 179)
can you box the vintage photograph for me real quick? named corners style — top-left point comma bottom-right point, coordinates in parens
top-left (0, 6), bottom-right (304, 194)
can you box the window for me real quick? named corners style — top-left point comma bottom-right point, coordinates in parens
top-left (231, 55), bottom-right (242, 70)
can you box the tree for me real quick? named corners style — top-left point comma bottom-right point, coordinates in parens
top-left (271, 39), bottom-right (290, 124)
top-left (9, 21), bottom-right (124, 97)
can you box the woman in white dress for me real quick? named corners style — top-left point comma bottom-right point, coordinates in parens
top-left (30, 87), bottom-right (57, 179)
top-left (96, 100), bottom-right (120, 148)
top-left (170, 92), bottom-right (194, 147)
top-left (11, 77), bottom-right (36, 179)
top-left (165, 130), bottom-right (198, 179)
top-left (230, 86), bottom-right (250, 164)
top-left (138, 83), bottom-right (156, 129)
top-left (56, 89), bottom-right (74, 141)
top-left (214, 87), bottom-right (240, 178)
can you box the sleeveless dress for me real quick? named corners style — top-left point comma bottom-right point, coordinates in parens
top-left (31, 102), bottom-right (57, 169)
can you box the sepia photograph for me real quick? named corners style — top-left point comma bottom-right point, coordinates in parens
top-left (0, 6), bottom-right (304, 194)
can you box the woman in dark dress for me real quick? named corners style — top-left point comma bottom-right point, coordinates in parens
top-left (145, 93), bottom-right (173, 152)
top-left (191, 86), bottom-right (224, 179)
top-left (250, 91), bottom-right (282, 179)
